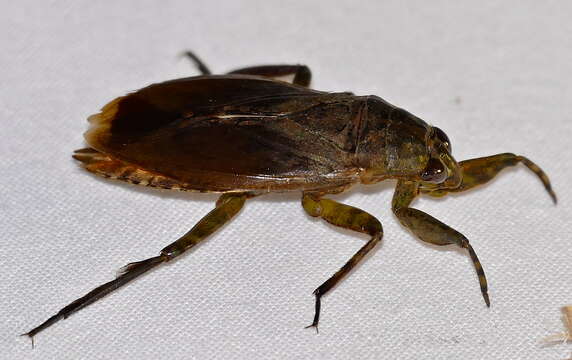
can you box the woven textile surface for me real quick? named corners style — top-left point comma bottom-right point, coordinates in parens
top-left (2, 1), bottom-right (571, 359)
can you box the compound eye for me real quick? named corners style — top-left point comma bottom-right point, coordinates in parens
top-left (421, 158), bottom-right (447, 183)
top-left (433, 127), bottom-right (451, 151)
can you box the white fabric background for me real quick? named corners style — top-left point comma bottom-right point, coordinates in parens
top-left (2, 1), bottom-right (571, 359)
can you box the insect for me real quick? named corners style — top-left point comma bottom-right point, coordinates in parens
top-left (24, 51), bottom-right (556, 341)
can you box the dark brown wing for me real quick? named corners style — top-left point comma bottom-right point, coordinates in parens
top-left (85, 75), bottom-right (363, 192)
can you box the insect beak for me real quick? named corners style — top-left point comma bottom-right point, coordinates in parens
top-left (441, 153), bottom-right (462, 189)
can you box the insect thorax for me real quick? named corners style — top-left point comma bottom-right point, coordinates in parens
top-left (357, 96), bottom-right (431, 182)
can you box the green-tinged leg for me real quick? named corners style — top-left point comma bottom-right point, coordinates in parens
top-left (423, 153), bottom-right (557, 203)
top-left (302, 193), bottom-right (383, 331)
top-left (392, 181), bottom-right (490, 307)
top-left (23, 192), bottom-right (248, 343)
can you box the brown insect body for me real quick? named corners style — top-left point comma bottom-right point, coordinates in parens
top-left (24, 53), bottom-right (556, 341)
top-left (84, 75), bottom-right (432, 193)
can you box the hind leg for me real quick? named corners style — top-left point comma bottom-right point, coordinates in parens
top-left (23, 192), bottom-right (249, 340)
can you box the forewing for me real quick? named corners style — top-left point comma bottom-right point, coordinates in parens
top-left (85, 75), bottom-right (359, 191)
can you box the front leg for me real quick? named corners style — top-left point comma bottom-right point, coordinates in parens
top-left (422, 153), bottom-right (556, 203)
top-left (392, 181), bottom-right (490, 306)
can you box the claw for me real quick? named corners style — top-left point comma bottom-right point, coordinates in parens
top-left (305, 292), bottom-right (321, 334)
top-left (304, 323), bottom-right (319, 334)
top-left (19, 333), bottom-right (35, 349)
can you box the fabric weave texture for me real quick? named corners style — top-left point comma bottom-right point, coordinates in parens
top-left (2, 1), bottom-right (571, 359)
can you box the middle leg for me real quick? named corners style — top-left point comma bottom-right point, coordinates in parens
top-left (392, 181), bottom-right (490, 306)
top-left (302, 192), bottom-right (383, 330)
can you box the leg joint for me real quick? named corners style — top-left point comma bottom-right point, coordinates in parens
top-left (160, 245), bottom-right (183, 260)
top-left (365, 218), bottom-right (383, 238)
top-left (301, 194), bottom-right (322, 217)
